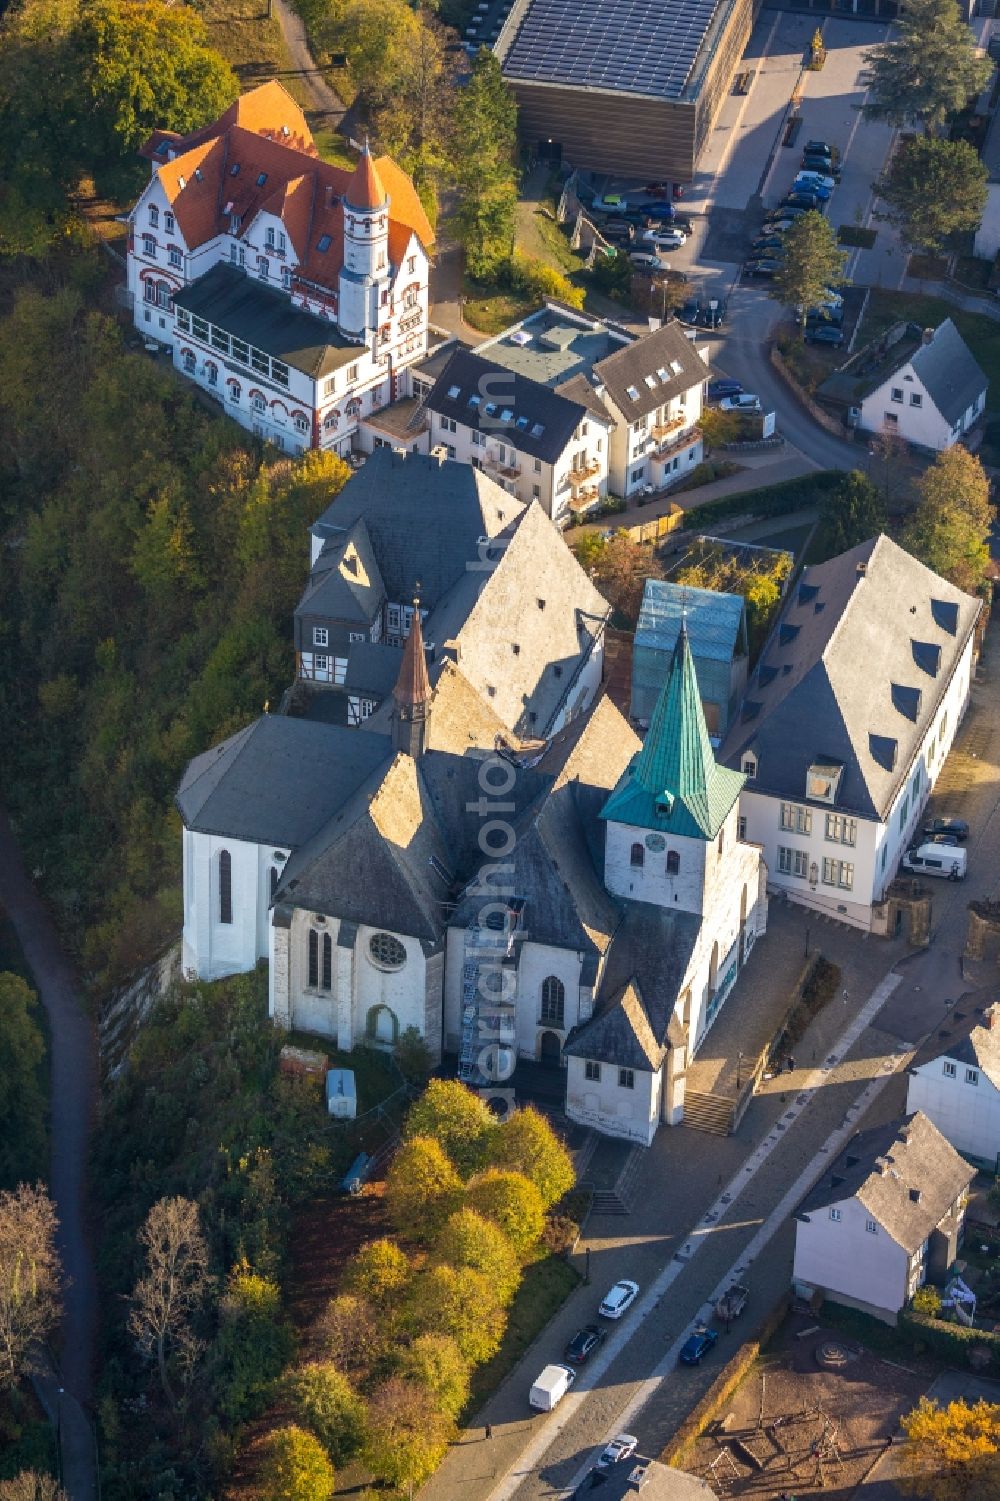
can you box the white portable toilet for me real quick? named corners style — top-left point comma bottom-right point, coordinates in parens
top-left (325, 1068), bottom-right (357, 1119)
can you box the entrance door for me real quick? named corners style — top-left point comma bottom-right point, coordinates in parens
top-left (540, 1030), bottom-right (562, 1067)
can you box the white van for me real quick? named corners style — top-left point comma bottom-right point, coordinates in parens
top-left (529, 1363), bottom-right (577, 1411)
top-left (901, 843), bottom-right (967, 881)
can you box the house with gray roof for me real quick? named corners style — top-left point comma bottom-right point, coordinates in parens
top-left (721, 534), bottom-right (981, 931)
top-left (632, 578), bottom-right (748, 736)
top-left (907, 999), bottom-right (1000, 1167)
top-left (818, 319), bottom-right (987, 452)
top-left (793, 1111), bottom-right (974, 1323)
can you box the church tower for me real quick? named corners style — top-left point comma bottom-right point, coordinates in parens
top-left (601, 625), bottom-right (745, 916)
top-left (391, 603), bottom-right (432, 758)
top-left (338, 142), bottom-right (390, 341)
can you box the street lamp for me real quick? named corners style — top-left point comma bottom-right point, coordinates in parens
top-left (736, 1050), bottom-right (744, 1089)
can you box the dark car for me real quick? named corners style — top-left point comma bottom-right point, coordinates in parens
top-left (564, 1325), bottom-right (606, 1364)
top-left (679, 1325), bottom-right (719, 1366)
top-left (677, 299), bottom-right (701, 324)
top-left (805, 139), bottom-right (839, 159)
top-left (923, 817), bottom-right (970, 841)
top-left (698, 300), bottom-right (727, 328)
top-left (745, 257), bottom-right (782, 277)
top-left (603, 222), bottom-right (634, 243)
top-left (805, 323), bottom-right (844, 345)
top-left (642, 201), bottom-right (676, 221)
top-left (643, 181), bottom-right (669, 196)
top-left (806, 306), bottom-right (844, 327)
top-left (768, 205), bottom-right (810, 222)
top-left (708, 378), bottom-right (742, 401)
top-left (752, 235), bottom-right (786, 252)
top-left (803, 154), bottom-right (841, 179)
top-left (671, 215), bottom-right (694, 234)
top-left (782, 191), bottom-right (821, 211)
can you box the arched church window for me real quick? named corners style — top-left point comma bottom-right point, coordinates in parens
top-left (540, 975), bottom-right (565, 1027)
top-left (322, 932), bottom-right (332, 991)
top-left (369, 932), bottom-right (406, 971)
top-left (630, 842), bottom-right (645, 868)
top-left (666, 850), bottom-right (680, 875)
top-left (218, 849), bottom-right (232, 924)
top-left (308, 928), bottom-right (318, 989)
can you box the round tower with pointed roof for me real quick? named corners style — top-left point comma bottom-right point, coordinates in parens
top-left (339, 141), bottom-right (390, 339)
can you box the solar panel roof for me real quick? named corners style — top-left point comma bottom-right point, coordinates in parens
top-left (502, 0), bottom-right (722, 100)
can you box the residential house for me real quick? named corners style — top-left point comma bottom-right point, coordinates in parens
top-left (793, 1111), bottom-right (974, 1324)
top-left (818, 320), bottom-right (987, 452)
top-left (127, 81), bottom-right (433, 456)
top-left (721, 535), bottom-right (980, 930)
top-left (907, 1000), bottom-right (1000, 1169)
top-left (631, 579), bottom-right (749, 737)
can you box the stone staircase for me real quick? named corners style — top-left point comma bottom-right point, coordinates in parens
top-left (590, 1144), bottom-right (644, 1215)
top-left (682, 1089), bottom-right (735, 1137)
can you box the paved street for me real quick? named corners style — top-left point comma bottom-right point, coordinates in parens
top-left (419, 646), bottom-right (1000, 1501)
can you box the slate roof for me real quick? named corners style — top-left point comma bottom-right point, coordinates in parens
top-left (425, 347), bottom-right (606, 466)
top-left (296, 519), bottom-right (385, 626)
top-left (915, 1000), bottom-right (1000, 1091)
top-left (309, 449), bottom-right (522, 608)
top-left (343, 643), bottom-right (402, 698)
top-left (175, 715), bottom-right (392, 846)
top-left (909, 319), bottom-right (988, 426)
top-left (796, 1111), bottom-right (974, 1253)
top-left (818, 320), bottom-right (987, 421)
top-left (593, 319), bottom-right (710, 421)
top-left (173, 263), bottom-right (357, 380)
top-left (636, 579), bottom-right (747, 664)
top-left (603, 627), bottom-right (744, 839)
top-left (721, 535), bottom-right (981, 822)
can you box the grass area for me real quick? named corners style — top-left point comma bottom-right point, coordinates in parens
top-left (820, 1299), bottom-right (931, 1362)
top-left (953, 255), bottom-right (994, 291)
top-left (201, 0), bottom-right (313, 111)
top-left (753, 519), bottom-right (817, 558)
top-left (467, 1252), bottom-right (581, 1411)
top-left (682, 469), bottom-right (848, 531)
top-left (907, 253), bottom-right (949, 280)
top-left (862, 290), bottom-right (1000, 419)
top-left (530, 209), bottom-right (586, 278)
top-left (777, 333), bottom-right (841, 394)
top-left (463, 279), bottom-right (540, 334)
top-left (838, 224), bottom-right (877, 249)
top-left (312, 125), bottom-right (357, 169)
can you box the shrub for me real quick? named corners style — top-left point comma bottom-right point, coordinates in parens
top-left (285, 1362), bottom-right (366, 1465)
top-left (682, 470), bottom-right (848, 530)
top-left (507, 252), bottom-right (584, 310)
top-left (541, 1215), bottom-right (579, 1256)
top-left (314, 1294), bottom-right (385, 1381)
top-left (912, 1285), bottom-right (942, 1316)
top-left (394, 1025), bottom-right (433, 1083)
top-left (258, 1425), bottom-right (334, 1501)
top-left (343, 1238), bottom-right (410, 1307)
top-left (213, 1267), bottom-right (293, 1424)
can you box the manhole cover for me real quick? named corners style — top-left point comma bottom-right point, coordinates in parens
top-left (815, 1340), bottom-right (853, 1369)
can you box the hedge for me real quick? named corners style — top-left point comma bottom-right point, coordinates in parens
top-left (681, 470), bottom-right (848, 531)
top-left (899, 1307), bottom-right (1000, 1369)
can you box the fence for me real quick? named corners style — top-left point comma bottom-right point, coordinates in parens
top-left (622, 505), bottom-right (685, 546)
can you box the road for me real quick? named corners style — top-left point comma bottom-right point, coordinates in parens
top-left (270, 0), bottom-right (345, 127)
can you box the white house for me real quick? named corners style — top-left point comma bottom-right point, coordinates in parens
top-left (849, 320), bottom-right (987, 451)
top-left (127, 81), bottom-right (433, 457)
top-left (907, 1002), bottom-right (1000, 1169)
top-left (793, 1112), bottom-right (974, 1324)
top-left (721, 535), bottom-right (981, 930)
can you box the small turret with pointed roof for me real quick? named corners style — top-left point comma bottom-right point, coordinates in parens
top-left (345, 138), bottom-right (387, 212)
top-left (602, 623), bottom-right (744, 840)
top-left (391, 600), bottom-right (432, 758)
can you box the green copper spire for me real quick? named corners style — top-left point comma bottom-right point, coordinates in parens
top-left (601, 625), bottom-right (745, 840)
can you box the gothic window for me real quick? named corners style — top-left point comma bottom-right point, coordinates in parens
top-left (308, 928), bottom-right (318, 988)
top-left (322, 932), bottom-right (332, 990)
top-left (666, 850), bottom-right (680, 875)
top-left (369, 932), bottom-right (406, 971)
top-left (540, 976), bottom-right (565, 1027)
top-left (218, 850), bottom-right (232, 924)
top-left (630, 842), bottom-right (645, 868)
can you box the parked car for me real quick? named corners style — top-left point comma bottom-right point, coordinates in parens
top-left (678, 298), bottom-right (701, 324)
top-left (762, 217), bottom-right (795, 235)
top-left (782, 191), bottom-right (821, 211)
top-left (599, 1279), bottom-right (640, 1319)
top-left (629, 251), bottom-right (666, 270)
top-left (744, 258), bottom-right (782, 277)
top-left (795, 169), bottom-right (837, 192)
top-left (529, 1363), bottom-right (577, 1411)
top-left (708, 378), bottom-right (743, 401)
top-left (901, 843), bottom-right (967, 880)
top-left (644, 181), bottom-right (669, 196)
top-left (923, 817), bottom-right (969, 841)
top-left (597, 1434), bottom-right (638, 1468)
top-left (793, 176), bottom-right (832, 202)
top-left (768, 205), bottom-right (811, 222)
top-left (803, 154), bottom-right (841, 179)
top-left (753, 235), bottom-right (786, 252)
top-left (640, 227), bottom-right (687, 249)
top-left (592, 194), bottom-right (628, 213)
top-left (805, 303), bottom-right (844, 324)
top-left (720, 393), bottom-right (762, 412)
top-left (680, 1324), bottom-right (719, 1365)
top-left (805, 140), bottom-right (839, 159)
top-left (642, 201), bottom-right (677, 220)
top-left (805, 324), bottom-right (844, 346)
top-left (564, 1325), bottom-right (606, 1364)
top-left (670, 215), bottom-right (694, 234)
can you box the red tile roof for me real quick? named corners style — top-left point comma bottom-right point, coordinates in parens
top-left (346, 148), bottom-right (386, 210)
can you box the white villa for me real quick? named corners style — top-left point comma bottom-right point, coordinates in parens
top-left (908, 1001), bottom-right (1000, 1169)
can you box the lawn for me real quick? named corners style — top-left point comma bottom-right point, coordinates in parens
top-left (467, 1252), bottom-right (581, 1411)
top-left (862, 290), bottom-right (1000, 421)
top-left (462, 279), bottom-right (541, 334)
top-left (200, 0), bottom-right (313, 111)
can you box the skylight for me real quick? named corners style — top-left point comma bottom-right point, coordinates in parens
top-left (626, 385), bottom-right (640, 400)
top-left (670, 359), bottom-right (683, 375)
top-left (515, 415), bottom-right (529, 429)
top-left (500, 408), bottom-right (513, 421)
top-left (446, 384), bottom-right (461, 399)
top-left (468, 394), bottom-right (481, 408)
top-left (316, 234), bottom-right (332, 252)
top-left (656, 366), bottom-right (669, 381)
top-left (256, 172), bottom-right (268, 187)
top-left (644, 375), bottom-right (657, 389)
top-left (231, 164), bottom-right (241, 177)
top-left (484, 402), bottom-right (496, 415)
top-left (531, 422), bottom-right (545, 437)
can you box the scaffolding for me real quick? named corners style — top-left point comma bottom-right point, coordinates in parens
top-left (457, 900), bottom-right (523, 1086)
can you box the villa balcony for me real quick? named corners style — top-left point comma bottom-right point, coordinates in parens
top-left (484, 454), bottom-right (521, 479)
top-left (570, 457), bottom-right (601, 483)
top-left (651, 413), bottom-right (686, 441)
top-left (569, 486), bottom-right (600, 514)
top-left (651, 424), bottom-right (701, 464)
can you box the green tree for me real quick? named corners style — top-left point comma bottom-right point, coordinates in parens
top-left (862, 0), bottom-right (991, 131)
top-left (450, 49), bottom-right (518, 279)
top-left (362, 1377), bottom-right (454, 1491)
top-left (433, 1209), bottom-right (521, 1305)
top-left (770, 212), bottom-right (847, 327)
top-left (900, 1397), bottom-right (1000, 1501)
top-left (396, 1333), bottom-right (470, 1420)
top-left (465, 1169), bottom-right (545, 1254)
top-left (395, 1024), bottom-right (433, 1083)
top-left (403, 1079), bottom-right (497, 1177)
top-left (0, 1184), bottom-right (62, 1393)
top-left (386, 1135), bottom-right (464, 1240)
top-left (813, 471), bottom-right (886, 560)
top-left (213, 1265), bottom-right (293, 1423)
top-left (405, 1264), bottom-right (506, 1363)
top-left (0, 1478), bottom-right (68, 1501)
top-left (285, 1362), bottom-right (367, 1465)
top-left (876, 136), bottom-right (988, 253)
top-left (259, 1425), bottom-right (335, 1501)
top-left (0, 974), bottom-right (47, 1190)
top-left (902, 445), bottom-right (994, 593)
top-left (486, 1106), bottom-right (574, 1210)
top-left (343, 1238), bottom-right (410, 1306)
top-left (373, 6), bottom-right (455, 205)
top-left (319, 0), bottom-right (419, 105)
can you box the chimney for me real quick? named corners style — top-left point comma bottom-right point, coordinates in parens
top-left (986, 1003), bottom-right (1000, 1031)
top-left (626, 1463), bottom-right (650, 1492)
top-left (922, 326), bottom-right (935, 344)
top-left (325, 185), bottom-right (334, 208)
top-left (875, 1156), bottom-right (891, 1177)
top-left (909, 1188), bottom-right (922, 1203)
top-left (857, 561), bottom-right (867, 577)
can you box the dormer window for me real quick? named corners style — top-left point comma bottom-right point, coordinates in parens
top-left (742, 753), bottom-right (757, 779)
top-left (806, 761), bottom-right (843, 804)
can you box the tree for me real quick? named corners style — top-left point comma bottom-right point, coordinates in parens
top-left (343, 1238), bottom-right (410, 1306)
top-left (902, 445), bottom-right (994, 593)
top-left (403, 1080), bottom-right (497, 1178)
top-left (868, 425), bottom-right (909, 514)
top-left (465, 1169), bottom-right (545, 1254)
top-left (862, 0), bottom-right (991, 131)
top-left (258, 1425), bottom-right (335, 1501)
top-left (0, 973), bottom-right (47, 1190)
top-left (0, 1185), bottom-right (61, 1392)
top-left (396, 1333), bottom-right (470, 1420)
top-left (433, 1209), bottom-right (521, 1305)
top-left (813, 470), bottom-right (886, 560)
top-left (675, 540), bottom-right (792, 657)
top-left (899, 1397), bottom-right (1000, 1501)
top-left (394, 1024), bottom-right (433, 1083)
top-left (127, 1196), bottom-right (211, 1405)
top-left (450, 49), bottom-right (518, 280)
top-left (213, 1265), bottom-right (293, 1423)
top-left (770, 212), bottom-right (847, 327)
top-left (314, 1293), bottom-right (385, 1379)
top-left (319, 0), bottom-right (419, 105)
top-left (362, 1377), bottom-right (454, 1491)
top-left (404, 1264), bottom-right (506, 1363)
top-left (285, 1362), bottom-right (367, 1464)
top-left (876, 136), bottom-right (987, 254)
top-left (486, 1106), bottom-right (574, 1210)
top-left (372, 6), bottom-right (456, 205)
top-left (590, 534), bottom-right (648, 626)
top-left (385, 1135), bottom-right (463, 1239)
top-left (0, 1478), bottom-right (68, 1501)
